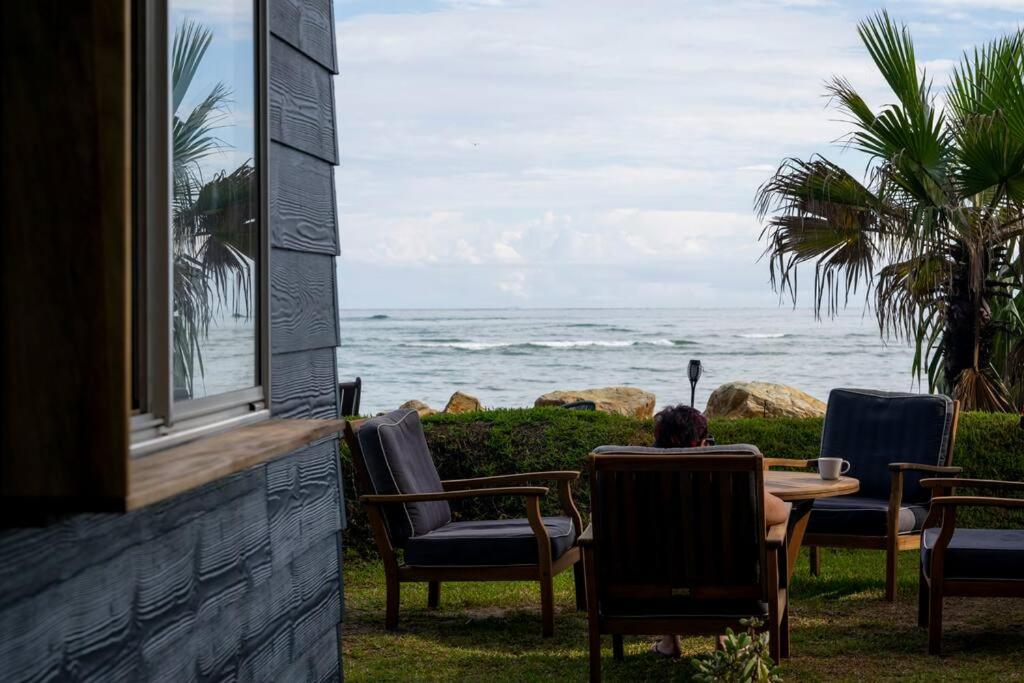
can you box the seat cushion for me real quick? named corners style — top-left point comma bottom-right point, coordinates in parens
top-left (822, 389), bottom-right (954, 503)
top-left (592, 444), bottom-right (762, 457)
top-left (807, 496), bottom-right (928, 536)
top-left (921, 528), bottom-right (1024, 581)
top-left (404, 516), bottom-right (576, 567)
top-left (356, 409), bottom-right (451, 545)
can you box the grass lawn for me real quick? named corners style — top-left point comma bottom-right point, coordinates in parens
top-left (342, 549), bottom-right (1024, 681)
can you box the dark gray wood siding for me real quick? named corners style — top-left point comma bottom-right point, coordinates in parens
top-left (266, 0), bottom-right (344, 678)
top-left (0, 0), bottom-right (343, 680)
top-left (0, 439), bottom-right (342, 682)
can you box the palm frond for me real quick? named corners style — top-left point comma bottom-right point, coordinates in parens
top-left (172, 19), bottom-right (214, 115)
top-left (756, 157), bottom-right (891, 316)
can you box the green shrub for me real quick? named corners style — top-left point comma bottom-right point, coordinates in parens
top-left (340, 409), bottom-right (1024, 557)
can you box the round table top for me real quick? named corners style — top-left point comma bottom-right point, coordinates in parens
top-left (765, 471), bottom-right (859, 501)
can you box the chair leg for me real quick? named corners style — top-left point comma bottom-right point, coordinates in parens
top-left (427, 581), bottom-right (440, 610)
top-left (385, 574), bottom-right (400, 631)
top-left (588, 629), bottom-right (602, 683)
top-left (574, 561), bottom-right (587, 611)
top-left (779, 602), bottom-right (791, 659)
top-left (768, 617), bottom-right (782, 664)
top-left (540, 574), bottom-right (555, 637)
top-left (809, 546), bottom-right (820, 577)
top-left (917, 568), bottom-right (929, 628)
top-left (612, 634), bottom-right (624, 660)
top-left (885, 542), bottom-right (898, 602)
top-left (928, 587), bottom-right (943, 655)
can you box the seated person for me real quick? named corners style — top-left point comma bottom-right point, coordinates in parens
top-left (649, 404), bottom-right (789, 657)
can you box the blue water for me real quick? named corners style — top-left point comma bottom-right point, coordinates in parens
top-left (336, 308), bottom-right (921, 415)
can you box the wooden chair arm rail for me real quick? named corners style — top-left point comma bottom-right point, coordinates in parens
top-left (442, 470), bottom-right (580, 489)
top-left (930, 495), bottom-right (1024, 509)
top-left (888, 463), bottom-right (962, 474)
top-left (922, 477), bottom-right (1024, 491)
top-left (766, 521), bottom-right (787, 548)
top-left (360, 486), bottom-right (549, 504)
top-left (577, 523), bottom-right (594, 546)
top-left (763, 457), bottom-right (816, 470)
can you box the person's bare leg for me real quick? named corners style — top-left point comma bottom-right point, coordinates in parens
top-left (764, 491), bottom-right (789, 527)
top-left (651, 635), bottom-right (681, 657)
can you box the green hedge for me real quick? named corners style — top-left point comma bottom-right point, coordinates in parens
top-left (340, 409), bottom-right (1024, 557)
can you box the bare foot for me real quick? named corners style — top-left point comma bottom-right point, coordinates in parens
top-left (650, 635), bottom-right (681, 658)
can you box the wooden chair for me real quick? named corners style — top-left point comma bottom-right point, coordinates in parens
top-left (782, 389), bottom-right (961, 601)
top-left (580, 445), bottom-right (791, 681)
top-left (338, 376), bottom-right (362, 416)
top-left (343, 408), bottom-right (584, 636)
top-left (918, 477), bottom-right (1024, 654)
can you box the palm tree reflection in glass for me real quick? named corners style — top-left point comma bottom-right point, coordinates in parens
top-left (171, 20), bottom-right (257, 400)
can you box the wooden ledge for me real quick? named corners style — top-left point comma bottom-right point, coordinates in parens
top-left (127, 418), bottom-right (345, 510)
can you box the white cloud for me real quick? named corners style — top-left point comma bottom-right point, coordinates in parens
top-left (334, 0), bottom-right (1018, 307)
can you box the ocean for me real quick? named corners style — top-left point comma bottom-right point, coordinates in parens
top-left (336, 308), bottom-right (922, 415)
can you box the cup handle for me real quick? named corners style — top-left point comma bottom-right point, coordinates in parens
top-left (840, 460), bottom-right (851, 475)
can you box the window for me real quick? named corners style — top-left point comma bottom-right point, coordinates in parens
top-left (132, 0), bottom-right (269, 453)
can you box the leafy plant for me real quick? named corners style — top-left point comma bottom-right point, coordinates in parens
top-left (171, 20), bottom-right (257, 398)
top-left (756, 12), bottom-right (1024, 411)
top-left (693, 618), bottom-right (782, 683)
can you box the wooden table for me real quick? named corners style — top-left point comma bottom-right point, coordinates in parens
top-left (765, 471), bottom-right (859, 581)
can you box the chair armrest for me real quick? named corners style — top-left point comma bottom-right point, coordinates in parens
top-left (766, 521), bottom-right (787, 548)
top-left (577, 523), bottom-right (594, 546)
top-left (888, 463), bottom-right (962, 474)
top-left (763, 457), bottom-right (817, 470)
top-left (442, 470), bottom-right (580, 490)
top-left (922, 477), bottom-right (1024, 492)
top-left (360, 486), bottom-right (548, 504)
top-left (930, 495), bottom-right (1024, 510)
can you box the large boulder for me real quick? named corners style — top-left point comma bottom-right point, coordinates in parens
top-left (704, 381), bottom-right (826, 419)
top-left (535, 387), bottom-right (656, 419)
top-left (400, 399), bottom-right (438, 418)
top-left (444, 391), bottom-right (483, 414)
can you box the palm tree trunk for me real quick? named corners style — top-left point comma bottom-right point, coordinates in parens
top-left (943, 248), bottom-right (1011, 411)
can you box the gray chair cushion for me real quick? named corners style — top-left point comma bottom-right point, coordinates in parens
top-left (822, 389), bottom-right (954, 503)
top-left (807, 496), bottom-right (928, 536)
top-left (404, 516), bottom-right (576, 567)
top-left (592, 444), bottom-right (762, 457)
top-left (356, 409), bottom-right (451, 546)
top-left (921, 528), bottom-right (1024, 581)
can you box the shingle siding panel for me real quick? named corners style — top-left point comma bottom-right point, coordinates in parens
top-left (270, 0), bottom-right (337, 73)
top-left (270, 37), bottom-right (338, 163)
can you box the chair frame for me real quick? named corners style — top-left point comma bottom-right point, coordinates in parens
top-left (343, 419), bottom-right (584, 637)
top-left (580, 451), bottom-right (790, 681)
top-left (775, 400), bottom-right (961, 601)
top-left (918, 477), bottom-right (1024, 654)
top-left (338, 376), bottom-right (362, 416)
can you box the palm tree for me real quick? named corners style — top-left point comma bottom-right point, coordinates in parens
top-left (171, 20), bottom-right (257, 398)
top-left (756, 12), bottom-right (1024, 411)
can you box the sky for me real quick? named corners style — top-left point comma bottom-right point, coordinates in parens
top-left (333, 0), bottom-right (1023, 309)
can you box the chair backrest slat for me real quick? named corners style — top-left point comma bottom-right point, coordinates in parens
top-left (589, 447), bottom-right (767, 604)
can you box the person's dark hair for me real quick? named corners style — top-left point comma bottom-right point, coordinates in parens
top-left (653, 404), bottom-right (709, 448)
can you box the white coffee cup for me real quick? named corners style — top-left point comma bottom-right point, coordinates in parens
top-left (817, 457), bottom-right (851, 480)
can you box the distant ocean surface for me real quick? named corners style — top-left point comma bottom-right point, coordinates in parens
top-left (336, 308), bottom-right (922, 415)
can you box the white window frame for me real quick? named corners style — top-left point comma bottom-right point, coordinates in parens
top-left (131, 0), bottom-right (270, 455)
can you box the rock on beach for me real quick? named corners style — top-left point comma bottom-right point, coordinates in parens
top-left (535, 387), bottom-right (656, 419)
top-left (704, 381), bottom-right (825, 419)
